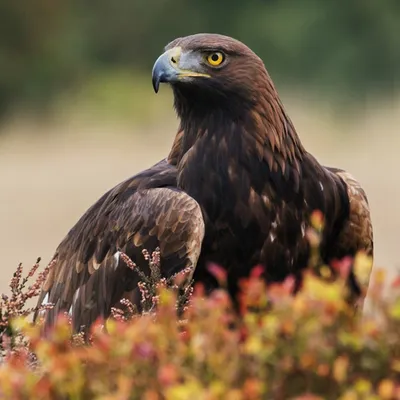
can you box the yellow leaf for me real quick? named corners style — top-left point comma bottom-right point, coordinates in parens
top-left (378, 379), bottom-right (394, 399)
top-left (225, 390), bottom-right (243, 400)
top-left (245, 336), bottom-right (262, 355)
top-left (303, 274), bottom-right (343, 303)
top-left (210, 381), bottom-right (226, 397)
top-left (165, 380), bottom-right (204, 400)
top-left (339, 390), bottom-right (357, 400)
top-left (310, 210), bottom-right (324, 231)
top-left (353, 252), bottom-right (373, 288)
top-left (159, 287), bottom-right (174, 306)
top-left (105, 318), bottom-right (116, 335)
top-left (374, 269), bottom-right (386, 285)
top-left (333, 356), bottom-right (349, 383)
top-left (354, 378), bottom-right (372, 394)
top-left (320, 265), bottom-right (332, 279)
top-left (261, 315), bottom-right (280, 337)
top-left (389, 300), bottom-right (400, 320)
top-left (292, 296), bottom-right (307, 315)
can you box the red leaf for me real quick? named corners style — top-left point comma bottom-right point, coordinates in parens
top-left (331, 256), bottom-right (353, 279)
top-left (207, 263), bottom-right (227, 285)
top-left (250, 265), bottom-right (265, 279)
top-left (391, 275), bottom-right (400, 289)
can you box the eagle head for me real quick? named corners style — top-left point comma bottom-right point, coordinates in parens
top-left (152, 33), bottom-right (269, 114)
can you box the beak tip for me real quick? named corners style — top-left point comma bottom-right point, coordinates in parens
top-left (152, 79), bottom-right (160, 94)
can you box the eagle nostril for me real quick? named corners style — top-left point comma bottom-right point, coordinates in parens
top-left (171, 56), bottom-right (177, 64)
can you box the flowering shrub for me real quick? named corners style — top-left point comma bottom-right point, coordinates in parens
top-left (0, 216), bottom-right (399, 399)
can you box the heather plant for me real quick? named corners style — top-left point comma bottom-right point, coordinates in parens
top-left (0, 258), bottom-right (53, 361)
top-left (0, 214), bottom-right (399, 399)
top-left (114, 248), bottom-right (194, 319)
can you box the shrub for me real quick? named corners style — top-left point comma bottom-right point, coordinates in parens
top-left (0, 222), bottom-right (399, 399)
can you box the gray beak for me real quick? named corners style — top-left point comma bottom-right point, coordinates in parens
top-left (151, 46), bottom-right (210, 93)
top-left (152, 47), bottom-right (182, 93)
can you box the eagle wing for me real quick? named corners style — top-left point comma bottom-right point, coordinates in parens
top-left (328, 168), bottom-right (373, 302)
top-left (34, 159), bottom-right (205, 332)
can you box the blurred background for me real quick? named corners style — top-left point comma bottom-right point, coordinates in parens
top-left (1, 0), bottom-right (399, 298)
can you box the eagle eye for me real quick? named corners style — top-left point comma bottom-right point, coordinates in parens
top-left (206, 52), bottom-right (225, 67)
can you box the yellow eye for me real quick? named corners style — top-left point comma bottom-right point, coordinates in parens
top-left (206, 52), bottom-right (224, 66)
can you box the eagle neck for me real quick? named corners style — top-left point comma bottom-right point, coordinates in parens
top-left (168, 90), bottom-right (306, 168)
top-left (250, 76), bottom-right (307, 162)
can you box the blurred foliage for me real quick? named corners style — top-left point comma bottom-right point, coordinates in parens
top-left (0, 212), bottom-right (396, 399)
top-left (1, 253), bottom-right (399, 398)
top-left (1, 0), bottom-right (400, 118)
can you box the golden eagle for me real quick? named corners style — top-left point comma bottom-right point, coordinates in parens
top-left (35, 34), bottom-right (373, 332)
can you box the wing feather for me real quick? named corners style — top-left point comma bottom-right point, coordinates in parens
top-left (329, 168), bottom-right (373, 304)
top-left (35, 160), bottom-right (205, 333)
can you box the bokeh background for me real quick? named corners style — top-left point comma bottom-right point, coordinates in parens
top-left (1, 0), bottom-right (399, 299)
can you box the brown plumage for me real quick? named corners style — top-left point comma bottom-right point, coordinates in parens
top-left (35, 33), bottom-right (373, 331)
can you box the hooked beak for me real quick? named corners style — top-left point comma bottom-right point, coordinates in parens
top-left (151, 46), bottom-right (210, 93)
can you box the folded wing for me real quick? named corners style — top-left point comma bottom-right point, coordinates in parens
top-left (34, 160), bottom-right (204, 332)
